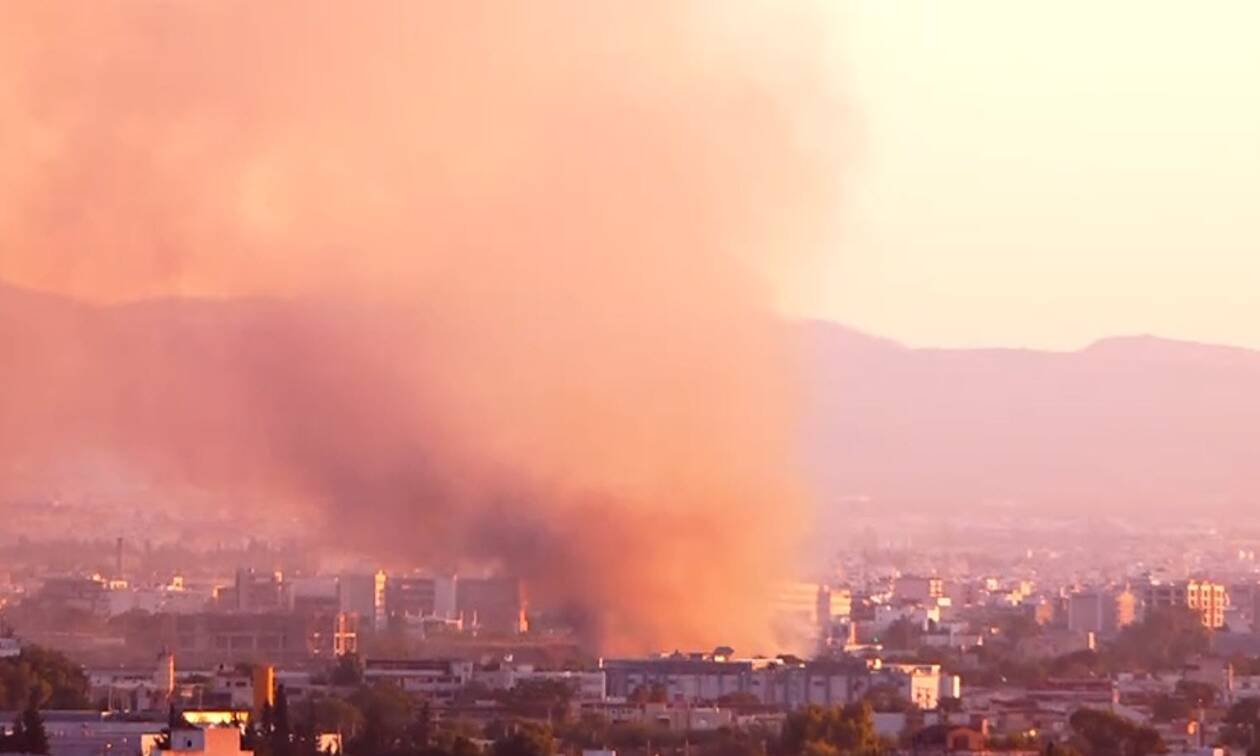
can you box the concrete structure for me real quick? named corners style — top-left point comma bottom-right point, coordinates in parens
top-left (339, 571), bottom-right (387, 631)
top-left (155, 651), bottom-right (176, 698)
top-left (156, 726), bottom-right (251, 756)
top-left (39, 576), bottom-right (109, 615)
top-left (363, 658), bottom-right (474, 700)
top-left (131, 612), bottom-right (355, 665)
top-left (1069, 589), bottom-right (1137, 635)
top-left (880, 663), bottom-right (943, 710)
top-left (603, 655), bottom-right (753, 702)
top-left (1143, 580), bottom-right (1227, 628)
top-left (17, 711), bottom-right (163, 756)
top-left (602, 654), bottom-right (941, 710)
top-left (456, 577), bottom-right (528, 635)
top-left (386, 576), bottom-right (438, 619)
top-left (218, 570), bottom-right (285, 613)
top-left (473, 664), bottom-right (607, 701)
top-left (895, 576), bottom-right (944, 603)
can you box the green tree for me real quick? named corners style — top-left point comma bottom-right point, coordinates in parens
top-left (1223, 699), bottom-right (1260, 749)
top-left (780, 702), bottom-right (883, 756)
top-left (492, 723), bottom-right (554, 756)
top-left (0, 697), bottom-right (50, 756)
top-left (1173, 680), bottom-right (1216, 707)
top-left (800, 742), bottom-right (839, 756)
top-left (879, 619), bottom-right (922, 651)
top-left (347, 683), bottom-right (416, 755)
top-left (0, 647), bottom-right (89, 709)
top-left (1150, 694), bottom-right (1190, 723)
top-left (271, 685), bottom-right (293, 756)
top-left (330, 655), bottom-right (363, 687)
top-left (862, 684), bottom-right (912, 714)
top-left (1108, 607), bottom-right (1208, 672)
top-left (2, 710), bottom-right (27, 755)
top-left (1069, 708), bottom-right (1166, 756)
top-left (717, 692), bottom-right (764, 708)
top-left (629, 683), bottom-right (668, 704)
top-left (1045, 742), bottom-right (1085, 756)
top-left (308, 696), bottom-right (365, 741)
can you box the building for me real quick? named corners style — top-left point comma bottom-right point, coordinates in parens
top-left (577, 702), bottom-right (734, 732)
top-left (472, 664), bottom-right (607, 701)
top-left (1067, 592), bottom-right (1105, 634)
top-left (879, 663), bottom-right (942, 710)
top-left (1028, 678), bottom-right (1118, 707)
top-left (363, 659), bottom-right (473, 700)
top-left (131, 612), bottom-right (355, 665)
top-left (386, 576), bottom-right (440, 620)
top-left (1069, 588), bottom-right (1137, 635)
top-left (603, 655), bottom-right (756, 702)
top-left (456, 577), bottom-right (527, 635)
top-left (602, 653), bottom-right (940, 710)
top-left (217, 570), bottom-right (285, 613)
top-left (339, 572), bottom-right (387, 631)
top-left (39, 576), bottom-right (109, 615)
top-left (1143, 580), bottom-right (1227, 628)
top-left (154, 725), bottom-right (252, 756)
top-left (910, 724), bottom-right (989, 755)
top-left (12, 711), bottom-right (163, 756)
top-left (895, 576), bottom-right (944, 603)
top-left (1109, 588), bottom-right (1138, 631)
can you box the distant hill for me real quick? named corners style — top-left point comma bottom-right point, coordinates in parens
top-left (798, 320), bottom-right (1260, 515)
top-left (5, 281), bottom-right (1260, 518)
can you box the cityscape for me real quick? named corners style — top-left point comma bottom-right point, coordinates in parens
top-left (3, 514), bottom-right (1260, 756)
top-left (3, 3), bottom-right (1259, 756)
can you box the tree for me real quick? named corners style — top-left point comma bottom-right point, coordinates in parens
top-left (999, 613), bottom-right (1043, 646)
top-left (348, 683), bottom-right (416, 755)
top-left (1223, 699), bottom-right (1260, 749)
top-left (1150, 695), bottom-right (1190, 723)
top-left (0, 696), bottom-right (50, 755)
top-left (1, 711), bottom-right (27, 755)
top-left (407, 701), bottom-right (433, 750)
top-left (718, 692), bottom-right (765, 709)
top-left (800, 742), bottom-right (839, 756)
top-left (862, 684), bottom-right (912, 714)
top-left (1069, 708), bottom-right (1166, 756)
top-left (879, 619), bottom-right (922, 651)
top-left (629, 683), bottom-right (668, 704)
top-left (0, 646), bottom-right (90, 710)
top-left (271, 685), bottom-right (293, 756)
top-left (1108, 607), bottom-right (1209, 672)
top-left (330, 655), bottom-right (363, 687)
top-left (498, 679), bottom-right (575, 722)
top-left (492, 722), bottom-right (554, 756)
top-left (307, 696), bottom-right (365, 742)
top-left (698, 727), bottom-right (767, 756)
top-left (779, 702), bottom-right (883, 756)
top-left (1173, 680), bottom-right (1216, 707)
top-left (20, 701), bottom-right (50, 756)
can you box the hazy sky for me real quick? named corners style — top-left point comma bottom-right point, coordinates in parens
top-left (794, 2), bottom-right (1260, 350)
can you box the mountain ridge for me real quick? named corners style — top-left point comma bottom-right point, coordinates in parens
top-left (4, 281), bottom-right (1259, 516)
top-left (800, 318), bottom-right (1260, 516)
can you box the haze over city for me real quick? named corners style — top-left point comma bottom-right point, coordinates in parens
top-left (1, 4), bottom-right (1259, 756)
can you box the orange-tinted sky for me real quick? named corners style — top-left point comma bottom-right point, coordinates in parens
top-left (791, 1), bottom-right (1260, 350)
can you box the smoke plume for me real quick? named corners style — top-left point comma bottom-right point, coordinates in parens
top-left (0, 2), bottom-right (844, 652)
